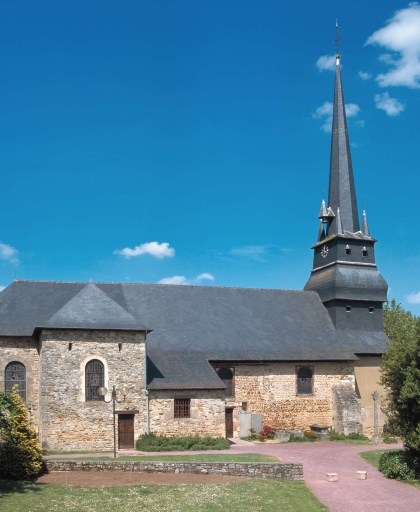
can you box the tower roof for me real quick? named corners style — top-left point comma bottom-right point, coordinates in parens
top-left (327, 56), bottom-right (360, 235)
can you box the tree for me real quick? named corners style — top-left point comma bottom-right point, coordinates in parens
top-left (0, 385), bottom-right (43, 479)
top-left (381, 299), bottom-right (420, 452)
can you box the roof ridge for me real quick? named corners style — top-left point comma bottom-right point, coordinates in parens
top-left (13, 279), bottom-right (316, 293)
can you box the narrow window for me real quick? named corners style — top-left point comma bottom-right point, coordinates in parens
top-left (118, 343), bottom-right (122, 352)
top-left (5, 362), bottom-right (26, 401)
top-left (85, 359), bottom-right (105, 401)
top-left (297, 367), bottom-right (313, 395)
top-left (369, 307), bottom-right (374, 313)
top-left (346, 306), bottom-right (352, 312)
top-left (362, 247), bottom-right (368, 257)
top-left (345, 245), bottom-right (351, 255)
top-left (217, 368), bottom-right (234, 397)
top-left (174, 398), bottom-right (191, 418)
top-left (68, 343), bottom-right (72, 351)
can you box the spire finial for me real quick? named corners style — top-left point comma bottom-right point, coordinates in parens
top-left (333, 19), bottom-right (342, 58)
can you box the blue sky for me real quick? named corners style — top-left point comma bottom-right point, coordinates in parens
top-left (1, 1), bottom-right (420, 313)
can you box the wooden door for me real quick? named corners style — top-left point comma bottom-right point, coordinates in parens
top-left (225, 408), bottom-right (233, 438)
top-left (118, 414), bottom-right (135, 449)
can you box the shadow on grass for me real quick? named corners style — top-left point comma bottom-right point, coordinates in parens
top-left (0, 480), bottom-right (47, 498)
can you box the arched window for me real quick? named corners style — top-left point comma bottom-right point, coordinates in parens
top-left (85, 359), bottom-right (104, 401)
top-left (297, 366), bottom-right (313, 395)
top-left (5, 362), bottom-right (26, 401)
top-left (217, 368), bottom-right (234, 397)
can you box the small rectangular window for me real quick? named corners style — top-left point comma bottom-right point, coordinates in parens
top-left (118, 343), bottom-right (122, 352)
top-left (346, 306), bottom-right (352, 312)
top-left (369, 307), bottom-right (374, 313)
top-left (68, 343), bottom-right (72, 351)
top-left (174, 398), bottom-right (191, 418)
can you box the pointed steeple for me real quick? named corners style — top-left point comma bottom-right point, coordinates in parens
top-left (335, 206), bottom-right (343, 235)
top-left (362, 210), bottom-right (371, 237)
top-left (327, 55), bottom-right (360, 235)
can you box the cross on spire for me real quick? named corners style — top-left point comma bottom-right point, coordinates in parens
top-left (333, 19), bottom-right (342, 56)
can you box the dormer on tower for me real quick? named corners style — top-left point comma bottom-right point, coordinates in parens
top-left (304, 49), bottom-right (388, 332)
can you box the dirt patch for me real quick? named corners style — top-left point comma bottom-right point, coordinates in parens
top-left (36, 471), bottom-right (250, 486)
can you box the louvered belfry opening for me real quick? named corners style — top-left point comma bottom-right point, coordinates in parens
top-left (85, 359), bottom-right (104, 401)
top-left (5, 361), bottom-right (26, 401)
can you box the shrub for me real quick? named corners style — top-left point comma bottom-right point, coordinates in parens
top-left (288, 433), bottom-right (316, 443)
top-left (257, 434), bottom-right (266, 442)
top-left (0, 385), bottom-right (43, 480)
top-left (258, 425), bottom-right (276, 440)
top-left (347, 432), bottom-right (369, 441)
top-left (383, 422), bottom-right (400, 437)
top-left (303, 430), bottom-right (318, 439)
top-left (329, 429), bottom-right (368, 442)
top-left (378, 450), bottom-right (420, 480)
top-left (136, 433), bottom-right (230, 452)
top-left (382, 433), bottom-right (398, 444)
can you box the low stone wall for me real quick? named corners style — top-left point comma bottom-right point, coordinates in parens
top-left (45, 460), bottom-right (303, 481)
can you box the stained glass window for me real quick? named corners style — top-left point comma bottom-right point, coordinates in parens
top-left (297, 367), bottom-right (313, 395)
top-left (5, 362), bottom-right (26, 401)
top-left (85, 359), bottom-right (104, 401)
top-left (217, 368), bottom-right (234, 397)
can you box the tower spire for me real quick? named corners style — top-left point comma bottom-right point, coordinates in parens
top-left (327, 31), bottom-right (360, 235)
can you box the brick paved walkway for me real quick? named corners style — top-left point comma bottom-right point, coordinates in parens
top-left (45, 440), bottom-right (420, 511)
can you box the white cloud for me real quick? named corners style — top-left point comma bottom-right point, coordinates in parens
top-left (229, 245), bottom-right (267, 261)
top-left (356, 120), bottom-right (366, 127)
top-left (316, 55), bottom-right (336, 72)
top-left (196, 273), bottom-right (215, 281)
top-left (366, 3), bottom-right (420, 88)
top-left (158, 273), bottom-right (215, 285)
top-left (359, 71), bottom-right (372, 80)
top-left (374, 92), bottom-right (404, 115)
top-left (114, 241), bottom-right (175, 259)
top-left (0, 242), bottom-right (18, 263)
top-left (313, 101), bottom-right (361, 132)
top-left (405, 291), bottom-right (420, 304)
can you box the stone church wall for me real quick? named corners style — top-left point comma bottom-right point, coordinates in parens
top-left (0, 336), bottom-right (41, 426)
top-left (234, 362), bottom-right (355, 431)
top-left (148, 390), bottom-right (227, 437)
top-left (39, 329), bottom-right (147, 451)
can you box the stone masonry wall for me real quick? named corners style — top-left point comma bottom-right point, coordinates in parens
top-left (45, 460), bottom-right (303, 481)
top-left (0, 336), bottom-right (40, 426)
top-left (234, 362), bottom-right (355, 431)
top-left (149, 390), bottom-right (227, 438)
top-left (40, 330), bottom-right (147, 450)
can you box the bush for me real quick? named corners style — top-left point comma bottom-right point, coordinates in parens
top-left (382, 433), bottom-right (398, 444)
top-left (303, 430), bottom-right (318, 439)
top-left (258, 425), bottom-right (276, 441)
top-left (136, 433), bottom-right (230, 452)
top-left (329, 429), bottom-right (369, 442)
top-left (383, 422), bottom-right (400, 437)
top-left (241, 428), bottom-right (258, 442)
top-left (0, 386), bottom-right (43, 480)
top-left (288, 433), bottom-right (316, 443)
top-left (378, 450), bottom-right (420, 480)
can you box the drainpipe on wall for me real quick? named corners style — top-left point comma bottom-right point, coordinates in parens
top-left (144, 332), bottom-right (150, 434)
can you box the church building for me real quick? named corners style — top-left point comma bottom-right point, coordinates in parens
top-left (0, 51), bottom-right (389, 451)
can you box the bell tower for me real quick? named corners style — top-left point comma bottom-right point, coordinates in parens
top-left (304, 48), bottom-right (388, 332)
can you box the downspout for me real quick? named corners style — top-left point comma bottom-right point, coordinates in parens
top-left (144, 332), bottom-right (150, 434)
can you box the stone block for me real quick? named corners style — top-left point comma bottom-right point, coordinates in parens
top-left (286, 430), bottom-right (304, 438)
top-left (240, 411), bottom-right (252, 438)
top-left (326, 473), bottom-right (338, 482)
top-left (357, 471), bottom-right (367, 480)
top-left (251, 413), bottom-right (262, 434)
top-left (274, 431), bottom-right (291, 442)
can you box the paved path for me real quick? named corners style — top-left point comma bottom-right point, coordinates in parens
top-left (45, 441), bottom-right (420, 512)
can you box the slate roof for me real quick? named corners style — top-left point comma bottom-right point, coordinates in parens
top-left (0, 280), bottom-right (389, 389)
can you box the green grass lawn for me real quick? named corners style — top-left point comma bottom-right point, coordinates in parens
top-left (330, 438), bottom-right (371, 445)
top-left (51, 453), bottom-right (280, 462)
top-left (359, 450), bottom-right (420, 490)
top-left (0, 480), bottom-right (329, 512)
